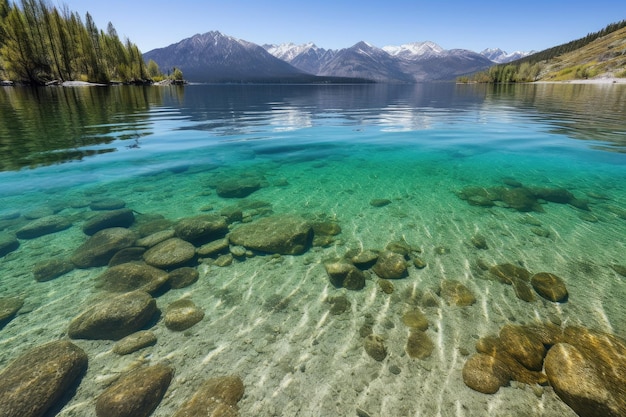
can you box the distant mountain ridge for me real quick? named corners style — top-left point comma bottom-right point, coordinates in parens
top-left (144, 31), bottom-right (529, 83)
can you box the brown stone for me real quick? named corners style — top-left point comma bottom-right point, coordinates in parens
top-left (364, 334), bottom-right (387, 361)
top-left (324, 260), bottom-right (365, 290)
top-left (95, 364), bottom-right (173, 417)
top-left (440, 280), bottom-right (475, 306)
top-left (0, 340), bottom-right (87, 417)
top-left (406, 330), bottom-right (434, 359)
top-left (545, 343), bottom-right (623, 417)
top-left (164, 299), bottom-right (204, 331)
top-left (173, 375), bottom-right (244, 417)
top-left (95, 262), bottom-right (169, 294)
top-left (71, 227), bottom-right (138, 268)
top-left (143, 238), bottom-right (196, 269)
top-left (499, 324), bottom-right (546, 371)
top-left (68, 291), bottom-right (157, 340)
top-left (372, 250), bottom-right (407, 279)
top-left (113, 331), bottom-right (158, 355)
top-left (462, 353), bottom-right (511, 394)
top-left (228, 215), bottom-right (313, 255)
top-left (401, 309), bottom-right (429, 330)
top-left (531, 272), bottom-right (568, 302)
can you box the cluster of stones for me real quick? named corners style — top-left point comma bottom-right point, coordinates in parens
top-left (462, 323), bottom-right (626, 417)
top-left (486, 263), bottom-right (569, 303)
top-left (457, 181), bottom-right (590, 213)
top-left (2, 194), bottom-right (342, 416)
top-left (0, 339), bottom-right (245, 417)
top-left (324, 240), bottom-right (426, 291)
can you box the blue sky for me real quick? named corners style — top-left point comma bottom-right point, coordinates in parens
top-left (60, 0), bottom-right (625, 54)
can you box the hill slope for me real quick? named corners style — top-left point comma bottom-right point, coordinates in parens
top-left (538, 26), bottom-right (626, 81)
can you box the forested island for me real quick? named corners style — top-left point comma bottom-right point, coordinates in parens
top-left (0, 0), bottom-right (180, 85)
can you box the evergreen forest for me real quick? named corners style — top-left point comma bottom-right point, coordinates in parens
top-left (0, 0), bottom-right (169, 85)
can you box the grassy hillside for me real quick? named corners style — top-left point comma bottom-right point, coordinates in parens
top-left (460, 21), bottom-right (626, 83)
top-left (539, 26), bottom-right (626, 81)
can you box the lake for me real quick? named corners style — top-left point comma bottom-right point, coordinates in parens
top-left (0, 83), bottom-right (625, 416)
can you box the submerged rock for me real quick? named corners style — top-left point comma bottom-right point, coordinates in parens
top-left (168, 267), bottom-right (199, 289)
top-left (372, 250), bottom-right (407, 279)
top-left (370, 198), bottom-right (392, 207)
top-left (364, 334), bottom-right (388, 361)
top-left (174, 215), bottom-right (229, 245)
top-left (462, 353), bottom-right (511, 394)
top-left (68, 290), bottom-right (157, 340)
top-left (71, 227), bottom-right (138, 268)
top-left (215, 176), bottom-right (262, 198)
top-left (0, 340), bottom-right (87, 417)
top-left (405, 330), bottom-right (434, 359)
top-left (16, 215), bottom-right (71, 239)
top-left (440, 280), bottom-right (475, 306)
top-left (0, 232), bottom-right (19, 257)
top-left (113, 330), bottom-right (157, 355)
top-left (33, 258), bottom-right (74, 282)
top-left (545, 342), bottom-right (624, 417)
top-left (95, 364), bottom-right (173, 417)
top-left (499, 324), bottom-right (546, 371)
top-left (228, 215), bottom-right (313, 255)
top-left (164, 299), bottom-right (204, 331)
top-left (82, 208), bottom-right (135, 236)
top-left (173, 375), bottom-right (244, 417)
top-left (95, 262), bottom-right (169, 294)
top-left (531, 272), bottom-right (568, 302)
top-left (401, 309), bottom-right (429, 331)
top-left (0, 296), bottom-right (24, 328)
top-left (324, 260), bottom-right (365, 290)
top-left (143, 238), bottom-right (196, 269)
top-left (90, 198), bottom-right (126, 210)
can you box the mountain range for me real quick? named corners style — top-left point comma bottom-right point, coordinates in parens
top-left (143, 31), bottom-right (531, 83)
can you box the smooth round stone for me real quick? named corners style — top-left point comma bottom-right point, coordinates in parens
top-left (440, 279), bottom-right (476, 306)
top-left (0, 340), bottom-right (88, 417)
top-left (95, 364), bottom-right (173, 417)
top-left (82, 208), bottom-right (135, 236)
top-left (143, 238), bottom-right (196, 269)
top-left (89, 198), bottom-right (126, 210)
top-left (173, 376), bottom-right (244, 417)
top-left (0, 232), bottom-right (19, 257)
top-left (364, 334), bottom-right (387, 361)
top-left (33, 258), bottom-right (74, 282)
top-left (406, 330), bottom-right (434, 359)
top-left (168, 267), bottom-right (199, 289)
top-left (71, 227), bottom-right (138, 268)
top-left (113, 330), bottom-right (157, 355)
top-left (401, 309), bottom-right (429, 330)
top-left (531, 272), bottom-right (568, 302)
top-left (372, 250), bottom-right (407, 279)
top-left (95, 262), bottom-right (169, 294)
top-left (462, 353), bottom-right (511, 394)
top-left (15, 215), bottom-right (71, 239)
top-left (164, 299), bottom-right (204, 331)
top-left (0, 296), bottom-right (24, 327)
top-left (68, 290), bottom-right (157, 340)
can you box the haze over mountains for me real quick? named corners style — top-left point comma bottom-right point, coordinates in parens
top-left (143, 31), bottom-right (531, 83)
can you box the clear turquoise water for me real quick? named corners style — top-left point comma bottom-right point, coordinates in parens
top-left (0, 83), bottom-right (625, 416)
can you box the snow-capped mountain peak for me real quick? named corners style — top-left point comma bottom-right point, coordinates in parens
top-left (382, 41), bottom-right (444, 58)
top-left (480, 48), bottom-right (533, 63)
top-left (264, 42), bottom-right (318, 61)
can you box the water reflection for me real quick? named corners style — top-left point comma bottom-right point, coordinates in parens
top-left (0, 86), bottom-right (165, 171)
top-left (1, 83), bottom-right (625, 173)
